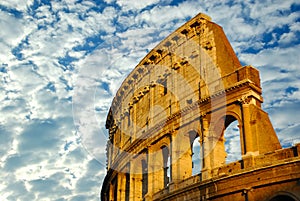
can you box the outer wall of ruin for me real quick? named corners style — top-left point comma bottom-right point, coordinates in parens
top-left (101, 13), bottom-right (300, 201)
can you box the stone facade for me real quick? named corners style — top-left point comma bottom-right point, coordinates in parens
top-left (101, 13), bottom-right (300, 201)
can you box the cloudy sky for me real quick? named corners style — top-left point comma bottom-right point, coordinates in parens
top-left (0, 0), bottom-right (299, 200)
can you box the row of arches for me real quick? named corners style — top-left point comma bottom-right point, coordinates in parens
top-left (106, 115), bottom-right (244, 201)
top-left (190, 115), bottom-right (242, 175)
top-left (104, 104), bottom-right (287, 201)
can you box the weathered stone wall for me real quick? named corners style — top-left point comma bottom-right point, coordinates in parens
top-left (153, 144), bottom-right (300, 201)
top-left (101, 13), bottom-right (299, 201)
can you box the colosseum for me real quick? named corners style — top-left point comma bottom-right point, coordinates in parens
top-left (101, 13), bottom-right (300, 201)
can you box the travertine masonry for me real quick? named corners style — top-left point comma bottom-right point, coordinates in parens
top-left (101, 13), bottom-right (300, 201)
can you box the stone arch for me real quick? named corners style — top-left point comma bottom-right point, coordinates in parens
top-left (129, 152), bottom-right (148, 200)
top-left (268, 192), bottom-right (299, 201)
top-left (141, 159), bottom-right (148, 198)
top-left (223, 111), bottom-right (242, 128)
top-left (223, 115), bottom-right (242, 163)
top-left (110, 175), bottom-right (118, 201)
top-left (148, 135), bottom-right (172, 193)
top-left (210, 112), bottom-right (243, 167)
top-left (161, 145), bottom-right (171, 187)
top-left (188, 130), bottom-right (202, 175)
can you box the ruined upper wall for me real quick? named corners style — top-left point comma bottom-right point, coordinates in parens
top-left (106, 13), bottom-right (243, 129)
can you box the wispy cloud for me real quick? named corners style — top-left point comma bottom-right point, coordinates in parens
top-left (0, 0), bottom-right (299, 200)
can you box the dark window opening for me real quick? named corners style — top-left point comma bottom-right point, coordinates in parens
top-left (111, 176), bottom-right (118, 201)
top-left (269, 195), bottom-right (296, 201)
top-left (128, 109), bottom-right (131, 127)
top-left (162, 80), bottom-right (167, 95)
top-left (125, 173), bottom-right (130, 201)
top-left (106, 185), bottom-right (110, 201)
top-left (142, 159), bottom-right (148, 198)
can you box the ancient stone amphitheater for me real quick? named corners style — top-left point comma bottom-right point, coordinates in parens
top-left (101, 13), bottom-right (300, 201)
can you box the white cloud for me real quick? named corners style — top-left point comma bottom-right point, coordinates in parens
top-left (0, 11), bottom-right (30, 66)
top-left (240, 44), bottom-right (300, 72)
top-left (278, 32), bottom-right (297, 45)
top-left (290, 21), bottom-right (300, 32)
top-left (0, 116), bottom-right (105, 201)
top-left (0, 0), bottom-right (299, 200)
top-left (116, 0), bottom-right (160, 11)
top-left (135, 3), bottom-right (200, 28)
top-left (0, 0), bottom-right (34, 12)
top-left (0, 11), bottom-right (25, 47)
top-left (104, 0), bottom-right (115, 4)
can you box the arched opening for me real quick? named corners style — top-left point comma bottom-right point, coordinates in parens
top-left (161, 146), bottom-right (170, 187)
top-left (141, 159), bottom-right (148, 198)
top-left (192, 136), bottom-right (201, 175)
top-left (269, 195), bottom-right (296, 201)
top-left (189, 131), bottom-right (202, 175)
top-left (125, 172), bottom-right (130, 201)
top-left (110, 176), bottom-right (118, 201)
top-left (223, 115), bottom-right (242, 163)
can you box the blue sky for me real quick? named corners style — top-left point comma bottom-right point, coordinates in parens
top-left (0, 0), bottom-right (299, 200)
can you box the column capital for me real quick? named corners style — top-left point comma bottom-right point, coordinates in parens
top-left (238, 95), bottom-right (251, 105)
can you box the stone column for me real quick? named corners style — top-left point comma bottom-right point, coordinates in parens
top-left (198, 136), bottom-right (203, 177)
top-left (201, 116), bottom-right (212, 179)
top-left (152, 147), bottom-right (164, 193)
top-left (132, 102), bottom-right (137, 141)
top-left (145, 147), bottom-right (154, 201)
top-left (117, 173), bottom-right (125, 201)
top-left (129, 158), bottom-right (142, 201)
top-left (241, 97), bottom-right (253, 154)
top-left (239, 96), bottom-right (257, 168)
top-left (129, 160), bottom-right (135, 201)
top-left (172, 129), bottom-right (192, 182)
